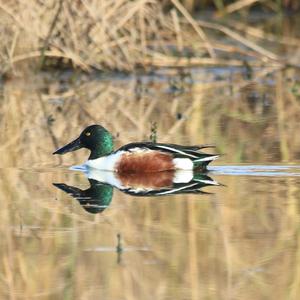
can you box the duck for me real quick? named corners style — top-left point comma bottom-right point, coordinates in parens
top-left (53, 124), bottom-right (219, 172)
top-left (53, 168), bottom-right (220, 214)
top-left (83, 168), bottom-right (220, 196)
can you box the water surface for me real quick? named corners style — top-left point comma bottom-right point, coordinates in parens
top-left (1, 50), bottom-right (300, 299)
top-left (0, 161), bottom-right (299, 299)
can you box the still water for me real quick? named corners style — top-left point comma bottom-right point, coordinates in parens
top-left (1, 65), bottom-right (300, 299)
top-left (2, 165), bottom-right (300, 299)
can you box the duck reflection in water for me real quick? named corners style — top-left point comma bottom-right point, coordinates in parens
top-left (53, 180), bottom-right (113, 214)
top-left (53, 167), bottom-right (220, 214)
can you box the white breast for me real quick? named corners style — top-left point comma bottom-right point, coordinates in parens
top-left (85, 151), bottom-right (124, 170)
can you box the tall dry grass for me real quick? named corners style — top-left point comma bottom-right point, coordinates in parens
top-left (0, 0), bottom-right (298, 74)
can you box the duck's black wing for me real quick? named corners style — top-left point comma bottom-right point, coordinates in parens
top-left (116, 142), bottom-right (217, 160)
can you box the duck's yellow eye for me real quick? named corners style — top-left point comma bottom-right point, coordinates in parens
top-left (85, 132), bottom-right (91, 136)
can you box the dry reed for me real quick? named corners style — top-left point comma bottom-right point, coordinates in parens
top-left (0, 0), bottom-right (298, 74)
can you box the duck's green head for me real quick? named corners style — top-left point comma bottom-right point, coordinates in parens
top-left (53, 125), bottom-right (114, 159)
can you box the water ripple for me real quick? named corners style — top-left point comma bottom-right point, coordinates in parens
top-left (210, 165), bottom-right (300, 177)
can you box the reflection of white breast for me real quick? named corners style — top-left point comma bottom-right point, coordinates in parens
top-left (85, 151), bottom-right (124, 170)
top-left (85, 168), bottom-right (124, 189)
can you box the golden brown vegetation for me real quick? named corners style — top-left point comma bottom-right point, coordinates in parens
top-left (0, 1), bottom-right (300, 299)
top-left (0, 0), bottom-right (299, 74)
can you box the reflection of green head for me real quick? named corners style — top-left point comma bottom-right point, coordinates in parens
top-left (53, 179), bottom-right (113, 214)
top-left (86, 180), bottom-right (113, 213)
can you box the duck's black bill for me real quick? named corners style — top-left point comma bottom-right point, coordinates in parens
top-left (53, 137), bottom-right (82, 155)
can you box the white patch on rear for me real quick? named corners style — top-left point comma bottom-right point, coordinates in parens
top-left (173, 158), bottom-right (193, 170)
top-left (85, 151), bottom-right (124, 171)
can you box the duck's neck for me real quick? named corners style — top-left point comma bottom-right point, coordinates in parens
top-left (88, 134), bottom-right (114, 160)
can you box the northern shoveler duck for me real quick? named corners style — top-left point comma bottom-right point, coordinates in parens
top-left (53, 125), bottom-right (219, 172)
top-left (53, 168), bottom-right (220, 214)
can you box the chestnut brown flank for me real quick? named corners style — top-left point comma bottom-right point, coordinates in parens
top-left (116, 151), bottom-right (174, 173)
top-left (117, 171), bottom-right (174, 188)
